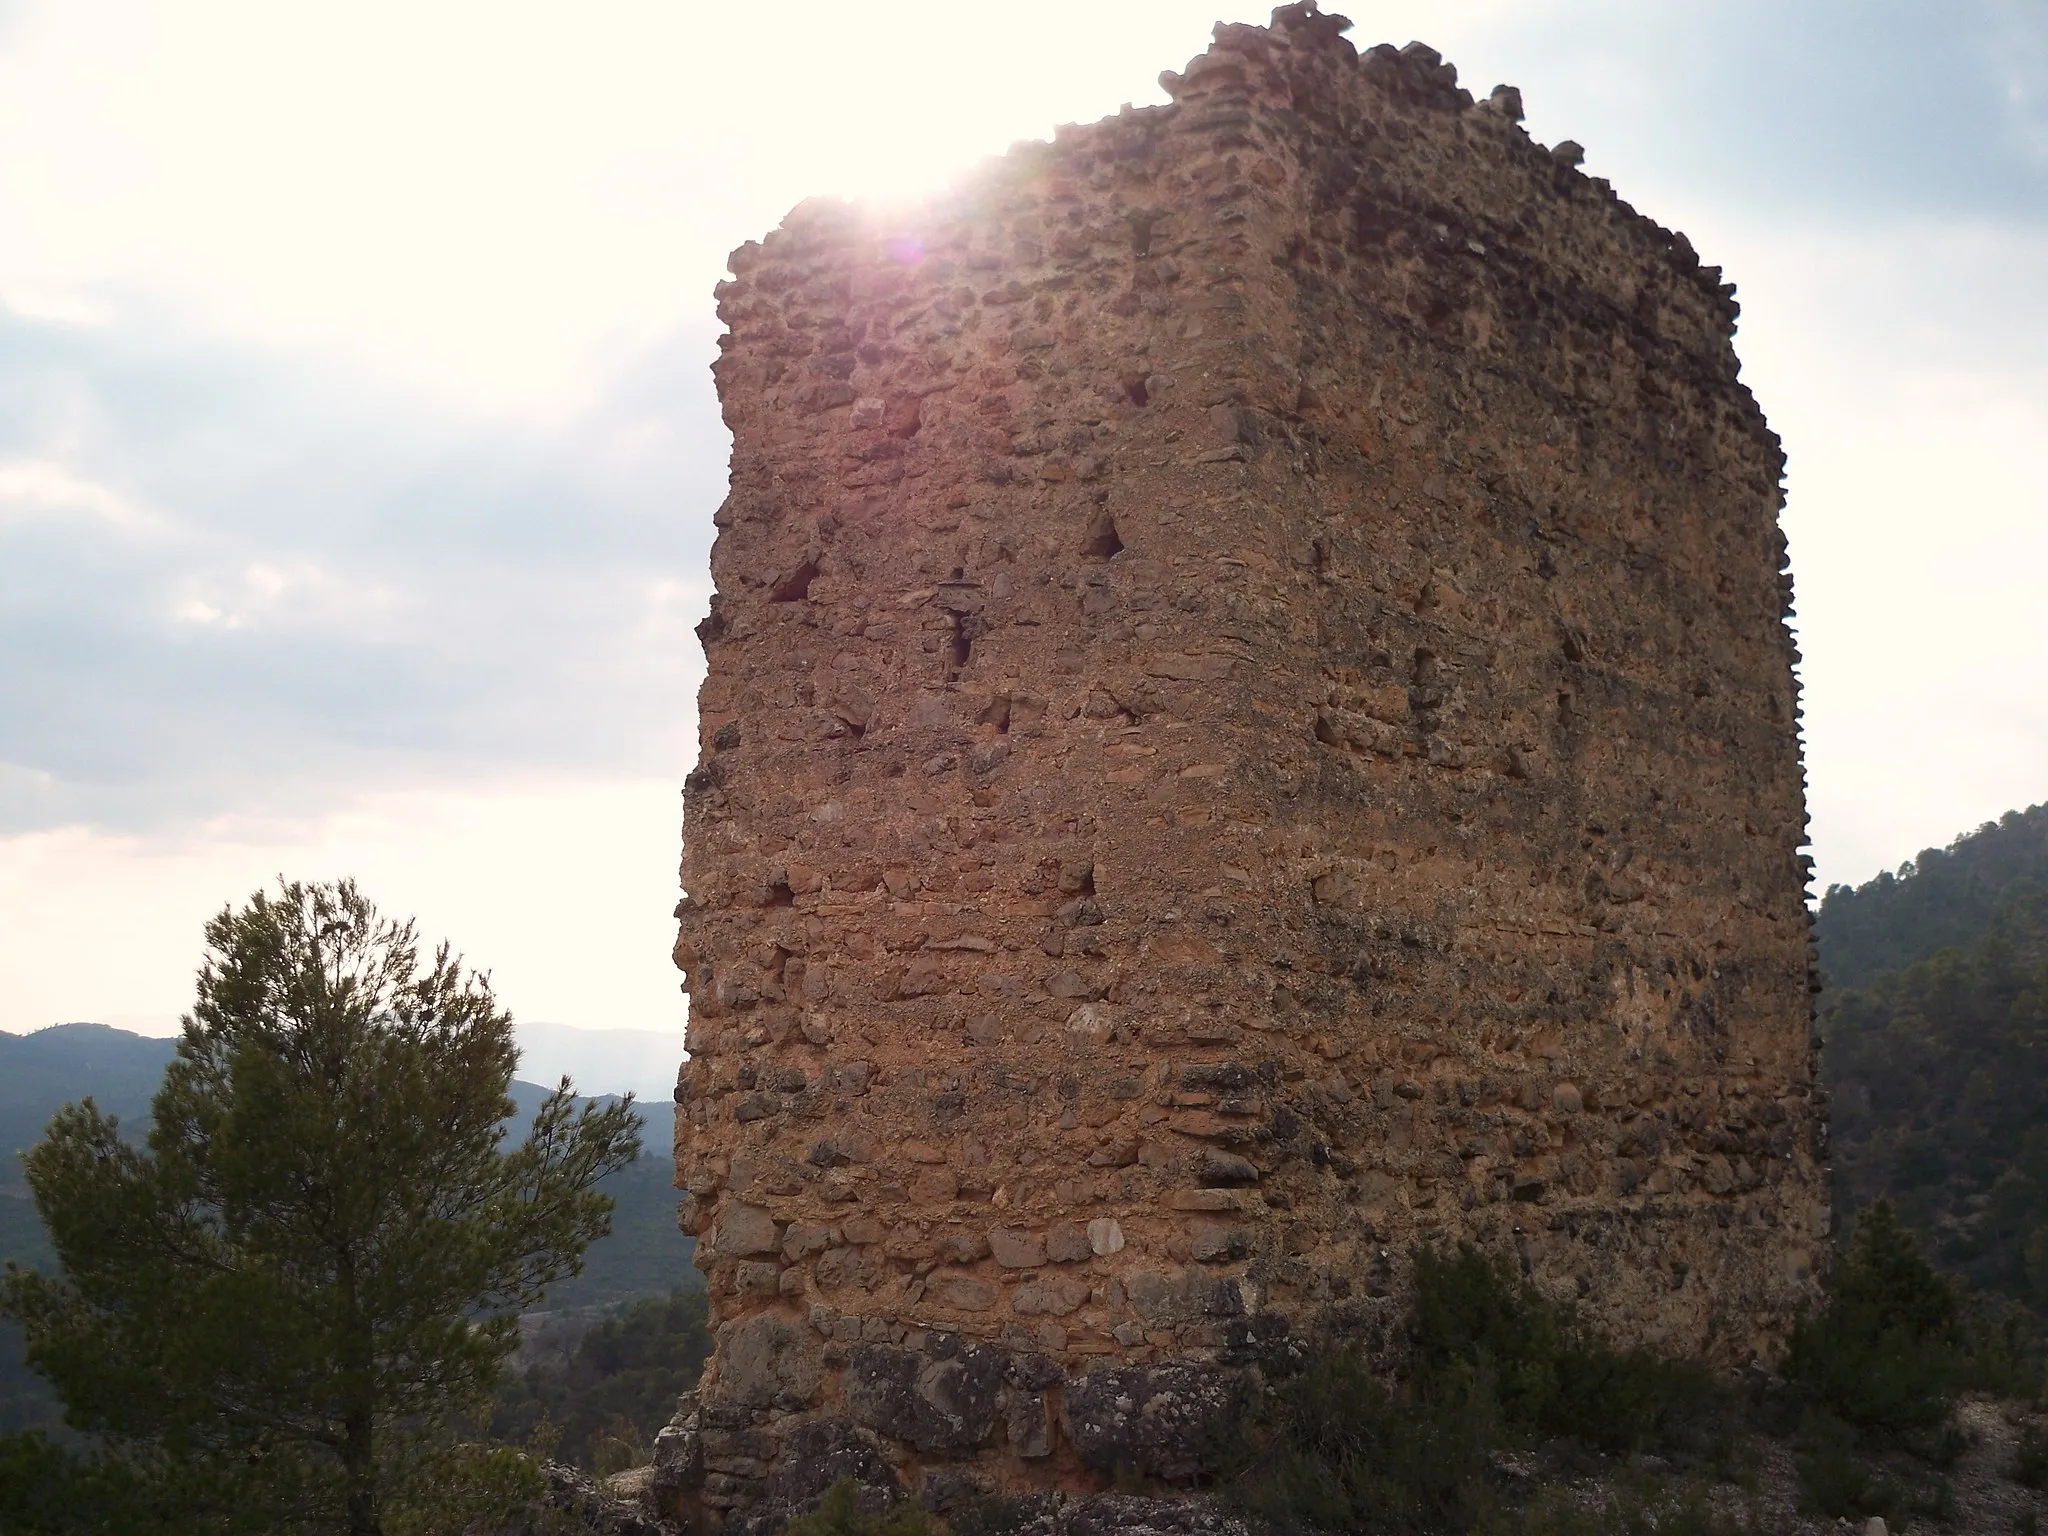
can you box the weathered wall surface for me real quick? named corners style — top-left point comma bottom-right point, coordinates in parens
top-left (670, 3), bottom-right (1821, 1521)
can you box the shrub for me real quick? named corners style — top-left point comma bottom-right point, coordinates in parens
top-left (1778, 1202), bottom-right (2001, 1516)
top-left (1226, 1245), bottom-right (1736, 1534)
top-left (2011, 1423), bottom-right (2048, 1489)
top-left (590, 1415), bottom-right (648, 1477)
top-left (1410, 1243), bottom-right (1564, 1427)
top-left (1957, 1291), bottom-right (2045, 1399)
top-left (1792, 1410), bottom-right (1881, 1519)
top-left (1783, 1201), bottom-right (1962, 1434)
top-left (1226, 1342), bottom-right (1501, 1536)
top-left (1411, 1244), bottom-right (1733, 1461)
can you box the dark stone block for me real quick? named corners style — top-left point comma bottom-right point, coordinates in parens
top-left (844, 1342), bottom-right (1008, 1452)
top-left (1008, 1351), bottom-right (1065, 1390)
top-left (1061, 1365), bottom-right (1251, 1480)
top-left (767, 1417), bottom-right (902, 1517)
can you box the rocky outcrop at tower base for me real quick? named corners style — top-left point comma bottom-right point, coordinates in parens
top-left (671, 3), bottom-right (1822, 1526)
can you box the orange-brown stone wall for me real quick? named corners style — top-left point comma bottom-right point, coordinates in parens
top-left (670, 5), bottom-right (1821, 1521)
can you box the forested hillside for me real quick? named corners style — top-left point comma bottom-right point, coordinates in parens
top-left (488, 1287), bottom-right (713, 1471)
top-left (1815, 803), bottom-right (2048, 1314)
top-left (1815, 803), bottom-right (2048, 991)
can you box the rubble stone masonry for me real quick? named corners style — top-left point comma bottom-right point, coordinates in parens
top-left (669, 4), bottom-right (1821, 1522)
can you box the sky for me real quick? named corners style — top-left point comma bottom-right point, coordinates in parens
top-left (0, 1), bottom-right (2043, 1088)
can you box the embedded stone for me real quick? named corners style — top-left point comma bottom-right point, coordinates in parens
top-left (1008, 1352), bottom-right (1064, 1391)
top-left (765, 1417), bottom-right (903, 1516)
top-left (733, 1261), bottom-right (780, 1296)
top-left (927, 1274), bottom-right (998, 1312)
top-left (1189, 1220), bottom-right (1247, 1263)
top-left (842, 1214), bottom-right (884, 1246)
top-left (1125, 1269), bottom-right (1190, 1325)
top-left (988, 1227), bottom-right (1047, 1268)
top-left (941, 1229), bottom-right (992, 1265)
top-left (1005, 1392), bottom-right (1052, 1458)
top-left (1168, 1189), bottom-right (1248, 1213)
top-left (1013, 1276), bottom-right (1091, 1316)
top-left (783, 1222), bottom-right (832, 1260)
top-left (1704, 1156), bottom-right (1737, 1195)
top-left (1045, 1222), bottom-right (1093, 1263)
top-left (716, 1202), bottom-right (781, 1258)
top-left (1198, 1151), bottom-right (1261, 1186)
top-left (721, 1315), bottom-right (822, 1408)
top-left (1046, 969), bottom-right (1098, 1000)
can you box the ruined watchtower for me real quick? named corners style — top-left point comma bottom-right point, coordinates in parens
top-left (672, 5), bottom-right (1821, 1522)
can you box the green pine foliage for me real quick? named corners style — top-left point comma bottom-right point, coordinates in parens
top-left (1821, 886), bottom-right (2048, 1309)
top-left (1811, 804), bottom-right (2048, 1327)
top-left (2011, 1423), bottom-right (2048, 1489)
top-left (0, 1024), bottom-right (178, 1434)
top-left (0, 880), bottom-right (641, 1536)
top-left (518, 1148), bottom-right (700, 1313)
top-left (488, 1287), bottom-right (712, 1472)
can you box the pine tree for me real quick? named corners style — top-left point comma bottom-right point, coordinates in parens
top-left (0, 880), bottom-right (641, 1535)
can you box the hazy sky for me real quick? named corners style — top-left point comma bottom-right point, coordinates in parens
top-left (1, 0), bottom-right (2043, 1055)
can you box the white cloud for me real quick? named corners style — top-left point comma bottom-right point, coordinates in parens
top-left (2, 284), bottom-right (113, 327)
top-left (0, 305), bottom-right (719, 835)
top-left (0, 457), bottom-right (158, 531)
top-left (1714, 218), bottom-right (2048, 886)
top-left (0, 778), bottom-right (689, 1037)
top-left (168, 559), bottom-right (401, 632)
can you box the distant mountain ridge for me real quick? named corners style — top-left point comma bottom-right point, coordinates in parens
top-left (514, 1020), bottom-right (686, 1104)
top-left (0, 1023), bottom-right (175, 1150)
top-left (0, 1021), bottom-right (665, 1178)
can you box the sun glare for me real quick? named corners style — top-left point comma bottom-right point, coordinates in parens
top-left (0, 0), bottom-right (1233, 413)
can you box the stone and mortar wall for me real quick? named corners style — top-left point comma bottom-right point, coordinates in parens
top-left (669, 4), bottom-right (1822, 1523)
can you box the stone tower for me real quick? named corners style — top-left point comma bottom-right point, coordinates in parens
top-left (670, 5), bottom-right (1821, 1522)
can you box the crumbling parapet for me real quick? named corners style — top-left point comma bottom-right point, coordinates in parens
top-left (672, 5), bottom-right (1821, 1525)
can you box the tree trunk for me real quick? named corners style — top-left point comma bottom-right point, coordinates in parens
top-left (338, 1240), bottom-right (380, 1536)
top-left (345, 1402), bottom-right (379, 1536)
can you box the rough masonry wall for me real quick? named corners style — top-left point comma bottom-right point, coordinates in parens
top-left (671, 5), bottom-right (1822, 1522)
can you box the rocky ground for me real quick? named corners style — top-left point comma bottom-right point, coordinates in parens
top-left (1492, 1395), bottom-right (2048, 1534)
top-left (527, 1394), bottom-right (2048, 1536)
